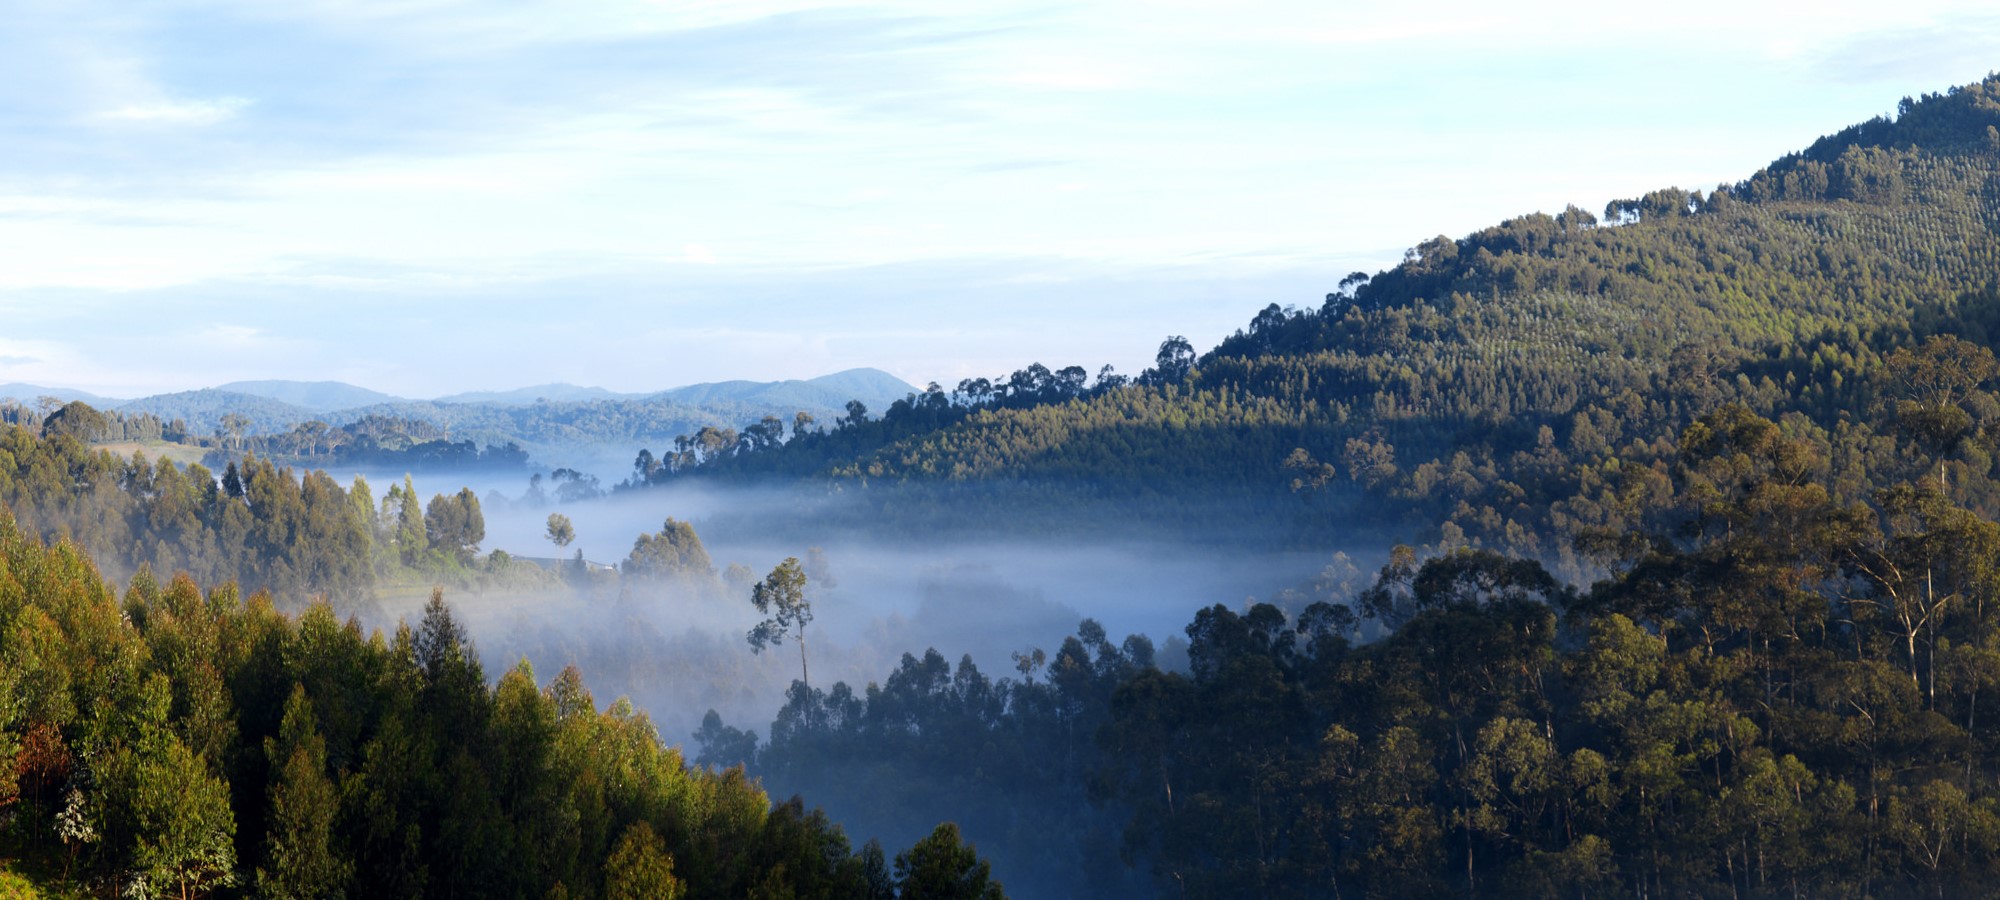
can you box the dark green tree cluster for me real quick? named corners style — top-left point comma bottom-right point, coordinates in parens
top-left (623, 363), bottom-right (1131, 488)
top-left (1084, 404), bottom-right (2000, 897)
top-left (0, 516), bottom-right (1005, 898)
top-left (213, 416), bottom-right (532, 474)
top-left (0, 398), bottom-right (191, 444)
top-left (715, 403), bottom-right (2000, 897)
top-left (621, 518), bottom-right (715, 582)
top-left (702, 621), bottom-right (1152, 898)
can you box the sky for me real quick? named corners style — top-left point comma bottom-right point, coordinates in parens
top-left (1, 0), bottom-right (1997, 398)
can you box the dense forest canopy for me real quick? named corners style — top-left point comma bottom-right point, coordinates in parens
top-left (708, 396), bottom-right (2000, 898)
top-left (0, 512), bottom-right (1007, 899)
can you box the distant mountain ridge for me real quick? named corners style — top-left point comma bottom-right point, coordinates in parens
top-left (10, 370), bottom-right (921, 460)
top-left (653, 368), bottom-right (918, 411)
top-left (433, 384), bottom-right (630, 406)
top-left (215, 380), bottom-right (406, 411)
top-left (115, 390), bottom-right (320, 432)
top-left (6, 368), bottom-right (914, 414)
top-left (0, 383), bottom-right (127, 407)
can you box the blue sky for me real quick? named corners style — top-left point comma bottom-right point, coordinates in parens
top-left (1, 0), bottom-right (1997, 398)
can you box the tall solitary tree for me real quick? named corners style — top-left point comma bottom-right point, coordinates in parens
top-left (546, 513), bottom-right (575, 552)
top-left (219, 412), bottom-right (252, 452)
top-left (748, 558), bottom-right (815, 686)
top-left (1152, 335), bottom-right (1196, 384)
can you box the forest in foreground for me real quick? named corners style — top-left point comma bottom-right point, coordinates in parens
top-left (0, 510), bottom-right (1004, 899)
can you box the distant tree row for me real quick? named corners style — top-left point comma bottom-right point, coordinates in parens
top-left (0, 398), bottom-right (192, 444)
top-left (622, 361), bottom-right (1138, 488)
top-left (0, 424), bottom-right (513, 605)
top-left (210, 414), bottom-right (532, 474)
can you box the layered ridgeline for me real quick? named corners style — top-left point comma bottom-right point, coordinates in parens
top-left (645, 76), bottom-right (2000, 563)
top-left (0, 369), bottom-right (917, 480)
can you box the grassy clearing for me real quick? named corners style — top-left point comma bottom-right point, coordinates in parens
top-left (92, 440), bottom-right (209, 468)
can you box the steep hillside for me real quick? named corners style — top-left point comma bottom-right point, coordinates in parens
top-left (662, 75), bottom-right (2000, 563)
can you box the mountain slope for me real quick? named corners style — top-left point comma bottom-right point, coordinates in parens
top-left (433, 383), bottom-right (633, 405)
top-left (654, 367), bottom-right (915, 410)
top-left (0, 383), bottom-right (126, 407)
top-left (662, 74), bottom-right (2000, 560)
top-left (115, 389), bottom-right (320, 435)
top-left (57, 369), bottom-right (924, 460)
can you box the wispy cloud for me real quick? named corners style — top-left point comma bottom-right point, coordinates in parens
top-left (199, 324), bottom-right (264, 346)
top-left (1805, 12), bottom-right (2000, 83)
top-left (99, 96), bottom-right (252, 126)
top-left (4, 0), bottom-right (1999, 392)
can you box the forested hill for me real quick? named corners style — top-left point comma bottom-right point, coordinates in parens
top-left (0, 514), bottom-right (1007, 898)
top-left (649, 75), bottom-right (2000, 563)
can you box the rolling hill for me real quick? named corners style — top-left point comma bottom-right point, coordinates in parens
top-left (216, 379), bottom-right (407, 410)
top-left (652, 367), bottom-right (917, 410)
top-left (433, 383), bottom-right (633, 405)
top-left (0, 383), bottom-right (126, 407)
top-left (658, 74), bottom-right (2000, 563)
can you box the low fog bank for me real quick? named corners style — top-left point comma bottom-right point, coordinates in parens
top-left (357, 473), bottom-right (1372, 747)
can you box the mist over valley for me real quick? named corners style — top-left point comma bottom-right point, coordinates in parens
top-left (8, 6), bottom-right (2000, 896)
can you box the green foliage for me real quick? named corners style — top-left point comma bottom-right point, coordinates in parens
top-left (622, 518), bottom-right (713, 581)
top-left (730, 401), bottom-right (2000, 897)
top-left (257, 685), bottom-right (350, 900)
top-left (0, 427), bottom-right (510, 606)
top-left (0, 514), bottom-right (1000, 900)
top-left (635, 74), bottom-right (2000, 575)
top-left (423, 487), bottom-right (485, 564)
top-left (545, 513), bottom-right (575, 550)
top-left (38, 403), bottom-right (108, 444)
top-left (99, 679), bottom-right (239, 900)
top-left (738, 626), bottom-right (1153, 897)
top-left (604, 821), bottom-right (686, 900)
top-left (748, 558), bottom-right (814, 686)
top-left (894, 823), bottom-right (1003, 900)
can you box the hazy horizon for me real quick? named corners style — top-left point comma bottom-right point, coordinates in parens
top-left (0, 365), bottom-right (918, 406)
top-left (4, 1), bottom-right (1997, 396)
